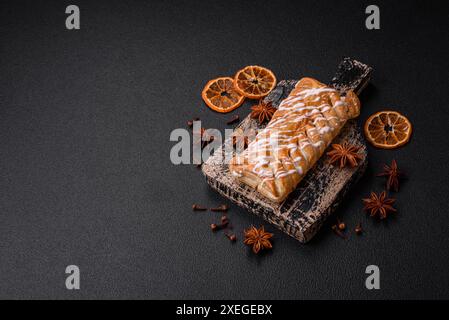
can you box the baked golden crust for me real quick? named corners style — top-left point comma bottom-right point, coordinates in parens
top-left (229, 77), bottom-right (361, 203)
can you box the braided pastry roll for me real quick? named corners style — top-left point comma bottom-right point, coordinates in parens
top-left (229, 77), bottom-right (361, 203)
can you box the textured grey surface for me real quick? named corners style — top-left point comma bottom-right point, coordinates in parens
top-left (1, 0), bottom-right (449, 299)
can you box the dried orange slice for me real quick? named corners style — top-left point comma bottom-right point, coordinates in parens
top-left (234, 66), bottom-right (277, 99)
top-left (364, 110), bottom-right (412, 149)
top-left (201, 77), bottom-right (245, 113)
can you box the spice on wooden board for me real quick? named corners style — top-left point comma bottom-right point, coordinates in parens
top-left (210, 220), bottom-right (229, 231)
top-left (250, 100), bottom-right (276, 125)
top-left (327, 142), bottom-right (363, 168)
top-left (211, 204), bottom-right (229, 212)
top-left (331, 225), bottom-right (347, 239)
top-left (192, 204), bottom-right (207, 211)
top-left (225, 232), bottom-right (237, 242)
top-left (337, 219), bottom-right (346, 231)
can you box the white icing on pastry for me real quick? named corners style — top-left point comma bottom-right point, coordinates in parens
top-left (229, 78), bottom-right (360, 202)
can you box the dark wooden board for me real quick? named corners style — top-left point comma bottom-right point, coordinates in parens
top-left (202, 58), bottom-right (372, 243)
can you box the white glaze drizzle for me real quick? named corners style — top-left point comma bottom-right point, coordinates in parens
top-left (232, 82), bottom-right (355, 182)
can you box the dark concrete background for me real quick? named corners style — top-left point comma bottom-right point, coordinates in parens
top-left (1, 0), bottom-right (448, 299)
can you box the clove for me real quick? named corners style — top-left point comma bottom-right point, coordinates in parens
top-left (211, 204), bottom-right (229, 212)
top-left (225, 232), bottom-right (237, 242)
top-left (192, 204), bottom-right (207, 211)
top-left (210, 220), bottom-right (229, 231)
top-left (355, 223), bottom-right (363, 235)
top-left (337, 219), bottom-right (346, 231)
top-left (221, 215), bottom-right (228, 224)
top-left (332, 225), bottom-right (346, 239)
top-left (226, 115), bottom-right (240, 125)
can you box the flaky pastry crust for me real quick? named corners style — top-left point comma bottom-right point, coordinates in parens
top-left (229, 78), bottom-right (360, 203)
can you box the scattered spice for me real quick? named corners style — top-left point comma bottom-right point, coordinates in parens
top-left (226, 115), bottom-right (240, 125)
top-left (377, 159), bottom-right (402, 192)
top-left (355, 223), bottom-right (363, 235)
top-left (221, 215), bottom-right (228, 224)
top-left (250, 100), bottom-right (277, 125)
top-left (192, 204), bottom-right (207, 211)
top-left (337, 219), bottom-right (346, 231)
top-left (187, 117), bottom-right (200, 128)
top-left (210, 220), bottom-right (229, 231)
top-left (332, 225), bottom-right (347, 239)
top-left (243, 226), bottom-right (273, 254)
top-left (362, 191), bottom-right (396, 219)
top-left (211, 204), bottom-right (229, 212)
top-left (225, 232), bottom-right (237, 242)
top-left (327, 142), bottom-right (363, 168)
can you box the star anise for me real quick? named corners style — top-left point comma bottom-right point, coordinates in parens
top-left (362, 191), bottom-right (396, 219)
top-left (250, 100), bottom-right (277, 125)
top-left (377, 159), bottom-right (402, 192)
top-left (243, 225), bottom-right (273, 254)
top-left (327, 142), bottom-right (363, 168)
